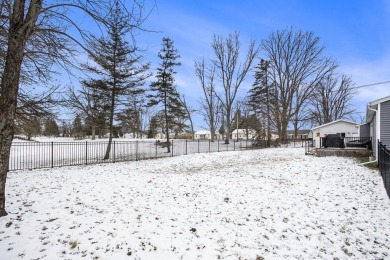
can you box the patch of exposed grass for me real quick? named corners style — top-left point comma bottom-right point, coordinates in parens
top-left (355, 156), bottom-right (378, 170)
top-left (69, 240), bottom-right (78, 249)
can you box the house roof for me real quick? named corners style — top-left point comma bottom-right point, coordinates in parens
top-left (366, 95), bottom-right (390, 123)
top-left (368, 95), bottom-right (390, 107)
top-left (195, 130), bottom-right (210, 135)
top-left (286, 130), bottom-right (310, 135)
top-left (232, 129), bottom-right (256, 134)
top-left (311, 119), bottom-right (358, 131)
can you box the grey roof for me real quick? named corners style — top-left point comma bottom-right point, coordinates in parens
top-left (366, 95), bottom-right (390, 123)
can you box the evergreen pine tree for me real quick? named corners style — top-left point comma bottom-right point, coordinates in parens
top-left (85, 2), bottom-right (150, 159)
top-left (72, 115), bottom-right (84, 139)
top-left (43, 118), bottom-right (59, 137)
top-left (248, 59), bottom-right (274, 146)
top-left (148, 37), bottom-right (183, 152)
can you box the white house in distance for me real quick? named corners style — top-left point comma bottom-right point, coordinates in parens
top-left (123, 133), bottom-right (147, 139)
top-left (194, 130), bottom-right (222, 140)
top-left (265, 132), bottom-right (279, 141)
top-left (286, 130), bottom-right (310, 140)
top-left (154, 132), bottom-right (166, 139)
top-left (231, 129), bottom-right (256, 140)
top-left (310, 119), bottom-right (359, 138)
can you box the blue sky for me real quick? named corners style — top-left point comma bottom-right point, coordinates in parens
top-left (133, 0), bottom-right (390, 129)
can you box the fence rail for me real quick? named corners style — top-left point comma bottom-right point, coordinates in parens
top-left (9, 139), bottom-right (307, 171)
top-left (378, 141), bottom-right (390, 197)
top-left (319, 136), bottom-right (372, 149)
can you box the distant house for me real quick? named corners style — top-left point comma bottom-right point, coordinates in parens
top-left (286, 130), bottom-right (310, 140)
top-left (264, 133), bottom-right (279, 141)
top-left (194, 130), bottom-right (221, 140)
top-left (310, 119), bottom-right (359, 138)
top-left (231, 129), bottom-right (256, 140)
top-left (123, 133), bottom-right (147, 139)
top-left (154, 132), bottom-right (166, 139)
top-left (364, 95), bottom-right (390, 158)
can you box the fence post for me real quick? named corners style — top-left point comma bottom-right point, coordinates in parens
top-left (186, 140), bottom-right (188, 155)
top-left (51, 142), bottom-right (54, 168)
top-left (136, 140), bottom-right (139, 161)
top-left (198, 140), bottom-right (200, 153)
top-left (172, 140), bottom-right (174, 157)
top-left (113, 141), bottom-right (116, 163)
top-left (85, 141), bottom-right (88, 165)
top-left (218, 139), bottom-right (220, 152)
top-left (209, 140), bottom-right (211, 153)
top-left (155, 140), bottom-right (158, 159)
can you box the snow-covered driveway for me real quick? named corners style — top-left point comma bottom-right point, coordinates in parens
top-left (1, 148), bottom-right (389, 259)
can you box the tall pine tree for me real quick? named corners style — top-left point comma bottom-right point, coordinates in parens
top-left (85, 2), bottom-right (150, 159)
top-left (148, 37), bottom-right (183, 152)
top-left (248, 59), bottom-right (274, 146)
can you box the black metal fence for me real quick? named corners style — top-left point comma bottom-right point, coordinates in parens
top-left (319, 136), bottom-right (372, 149)
top-left (9, 139), bottom-right (308, 171)
top-left (304, 139), bottom-right (315, 154)
top-left (8, 139), bottom-right (246, 171)
top-left (378, 141), bottom-right (390, 197)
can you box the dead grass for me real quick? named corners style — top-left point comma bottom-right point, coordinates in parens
top-left (69, 240), bottom-right (78, 249)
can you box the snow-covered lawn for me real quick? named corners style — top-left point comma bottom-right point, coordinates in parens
top-left (1, 148), bottom-right (389, 259)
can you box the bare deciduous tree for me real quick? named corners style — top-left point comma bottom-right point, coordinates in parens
top-left (195, 59), bottom-right (220, 142)
top-left (179, 95), bottom-right (196, 140)
top-left (67, 80), bottom-right (109, 140)
top-left (261, 28), bottom-right (336, 141)
top-left (212, 32), bottom-right (259, 144)
top-left (310, 74), bottom-right (357, 125)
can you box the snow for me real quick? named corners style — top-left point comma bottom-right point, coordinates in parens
top-left (1, 148), bottom-right (390, 259)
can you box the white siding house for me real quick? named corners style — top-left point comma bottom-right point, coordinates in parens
top-left (231, 129), bottom-right (256, 140)
top-left (154, 132), bottom-right (166, 139)
top-left (310, 119), bottom-right (359, 138)
top-left (194, 130), bottom-right (221, 140)
top-left (123, 133), bottom-right (147, 139)
top-left (365, 95), bottom-right (390, 158)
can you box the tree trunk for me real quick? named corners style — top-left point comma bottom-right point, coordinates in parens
top-left (188, 116), bottom-right (195, 140)
top-left (104, 88), bottom-right (116, 160)
top-left (281, 120), bottom-right (288, 143)
top-left (293, 120), bottom-right (299, 140)
top-left (210, 124), bottom-right (215, 142)
top-left (91, 123), bottom-right (96, 140)
top-left (225, 108), bottom-right (231, 144)
top-left (164, 93), bottom-right (170, 153)
top-left (266, 89), bottom-right (271, 147)
top-left (0, 39), bottom-right (26, 217)
top-left (164, 113), bottom-right (170, 153)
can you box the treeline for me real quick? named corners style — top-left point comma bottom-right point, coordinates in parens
top-left (14, 28), bottom-right (357, 148)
